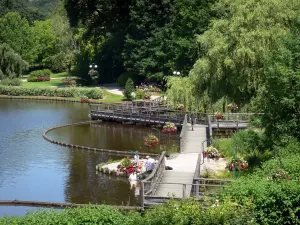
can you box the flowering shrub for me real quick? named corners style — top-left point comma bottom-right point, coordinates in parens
top-left (268, 169), bottom-right (291, 181)
top-left (203, 146), bottom-right (223, 160)
top-left (175, 104), bottom-right (184, 110)
top-left (117, 158), bottom-right (138, 174)
top-left (215, 112), bottom-right (223, 119)
top-left (62, 78), bottom-right (76, 86)
top-left (80, 96), bottom-right (89, 103)
top-left (144, 134), bottom-right (159, 149)
top-left (27, 75), bottom-right (50, 82)
top-left (162, 122), bottom-right (177, 134)
top-left (226, 158), bottom-right (248, 171)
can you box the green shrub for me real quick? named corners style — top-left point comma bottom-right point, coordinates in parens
top-left (143, 198), bottom-right (255, 225)
top-left (0, 205), bottom-right (141, 225)
top-left (136, 88), bottom-right (145, 99)
top-left (0, 78), bottom-right (21, 86)
top-left (86, 88), bottom-right (103, 99)
top-left (123, 78), bottom-right (135, 100)
top-left (0, 85), bottom-right (104, 99)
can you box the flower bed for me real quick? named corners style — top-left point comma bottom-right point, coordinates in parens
top-left (144, 134), bottom-right (159, 149)
top-left (80, 96), bottom-right (89, 103)
top-left (226, 158), bottom-right (248, 171)
top-left (203, 146), bottom-right (223, 160)
top-left (268, 169), bottom-right (291, 181)
top-left (117, 157), bottom-right (138, 174)
top-left (162, 122), bottom-right (177, 134)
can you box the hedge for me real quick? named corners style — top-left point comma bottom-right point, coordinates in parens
top-left (0, 85), bottom-right (103, 99)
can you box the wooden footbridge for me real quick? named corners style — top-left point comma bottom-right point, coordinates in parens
top-left (89, 102), bottom-right (258, 208)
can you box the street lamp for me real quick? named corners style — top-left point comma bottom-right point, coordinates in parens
top-left (89, 64), bottom-right (98, 69)
top-left (173, 71), bottom-right (180, 76)
top-left (88, 63), bottom-right (99, 78)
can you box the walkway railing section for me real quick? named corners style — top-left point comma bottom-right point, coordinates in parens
top-left (141, 151), bottom-right (166, 207)
top-left (179, 114), bottom-right (188, 152)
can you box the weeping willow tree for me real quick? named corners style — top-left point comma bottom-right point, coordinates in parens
top-left (0, 43), bottom-right (28, 79)
top-left (188, 0), bottom-right (300, 107)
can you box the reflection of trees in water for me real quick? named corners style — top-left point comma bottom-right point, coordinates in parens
top-left (64, 150), bottom-right (137, 205)
top-left (64, 123), bottom-right (179, 205)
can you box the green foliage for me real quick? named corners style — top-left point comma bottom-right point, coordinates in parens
top-left (0, 12), bottom-right (37, 63)
top-left (0, 85), bottom-right (103, 99)
top-left (143, 198), bottom-right (255, 225)
top-left (213, 130), bottom-right (272, 167)
top-left (0, 205), bottom-right (140, 225)
top-left (0, 0), bottom-right (45, 22)
top-left (117, 72), bottom-right (138, 87)
top-left (0, 43), bottom-right (28, 79)
top-left (123, 78), bottom-right (135, 100)
top-left (0, 78), bottom-right (21, 86)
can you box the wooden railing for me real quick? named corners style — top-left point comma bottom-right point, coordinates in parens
top-left (141, 151), bottom-right (166, 207)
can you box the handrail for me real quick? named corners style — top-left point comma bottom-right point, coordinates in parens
top-left (142, 151), bottom-right (166, 184)
top-left (179, 114), bottom-right (188, 152)
top-left (141, 151), bottom-right (166, 207)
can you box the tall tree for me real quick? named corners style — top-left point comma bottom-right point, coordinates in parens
top-left (189, 0), bottom-right (300, 105)
top-left (0, 43), bottom-right (28, 79)
top-left (0, 12), bottom-right (37, 63)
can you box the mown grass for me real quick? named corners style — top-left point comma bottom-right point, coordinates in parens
top-left (51, 72), bottom-right (70, 78)
top-left (100, 90), bottom-right (124, 103)
top-left (22, 79), bottom-right (67, 87)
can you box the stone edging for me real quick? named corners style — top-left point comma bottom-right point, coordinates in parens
top-left (43, 121), bottom-right (159, 157)
top-left (0, 95), bottom-right (102, 104)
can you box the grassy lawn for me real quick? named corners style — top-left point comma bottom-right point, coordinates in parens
top-left (22, 80), bottom-right (67, 87)
top-left (51, 72), bottom-right (70, 78)
top-left (101, 90), bottom-right (124, 102)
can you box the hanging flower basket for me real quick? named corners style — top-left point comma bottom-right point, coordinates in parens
top-left (267, 169), bottom-right (291, 181)
top-left (144, 134), bottom-right (159, 149)
top-left (227, 104), bottom-right (238, 113)
top-left (203, 146), bottom-right (223, 160)
top-left (226, 158), bottom-right (248, 171)
top-left (215, 112), bottom-right (223, 119)
top-left (175, 104), bottom-right (185, 110)
top-left (117, 157), bottom-right (138, 174)
top-left (162, 122), bottom-right (177, 134)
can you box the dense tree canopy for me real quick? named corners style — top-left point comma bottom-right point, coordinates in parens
top-left (64, 0), bottom-right (215, 83)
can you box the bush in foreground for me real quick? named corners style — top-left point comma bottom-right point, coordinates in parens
top-left (0, 85), bottom-right (104, 99)
top-left (0, 199), bottom-right (255, 225)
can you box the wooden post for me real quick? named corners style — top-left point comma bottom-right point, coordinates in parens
top-left (183, 184), bottom-right (186, 199)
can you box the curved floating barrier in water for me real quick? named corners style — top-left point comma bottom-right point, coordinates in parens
top-left (43, 121), bottom-right (159, 157)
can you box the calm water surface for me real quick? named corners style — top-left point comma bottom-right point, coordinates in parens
top-left (0, 99), bottom-right (178, 217)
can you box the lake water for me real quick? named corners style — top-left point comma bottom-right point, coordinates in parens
top-left (0, 99), bottom-right (179, 217)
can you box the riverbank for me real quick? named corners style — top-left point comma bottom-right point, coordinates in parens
top-left (0, 89), bottom-right (123, 103)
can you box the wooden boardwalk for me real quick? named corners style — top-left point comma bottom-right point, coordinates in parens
top-left (143, 124), bottom-right (207, 205)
